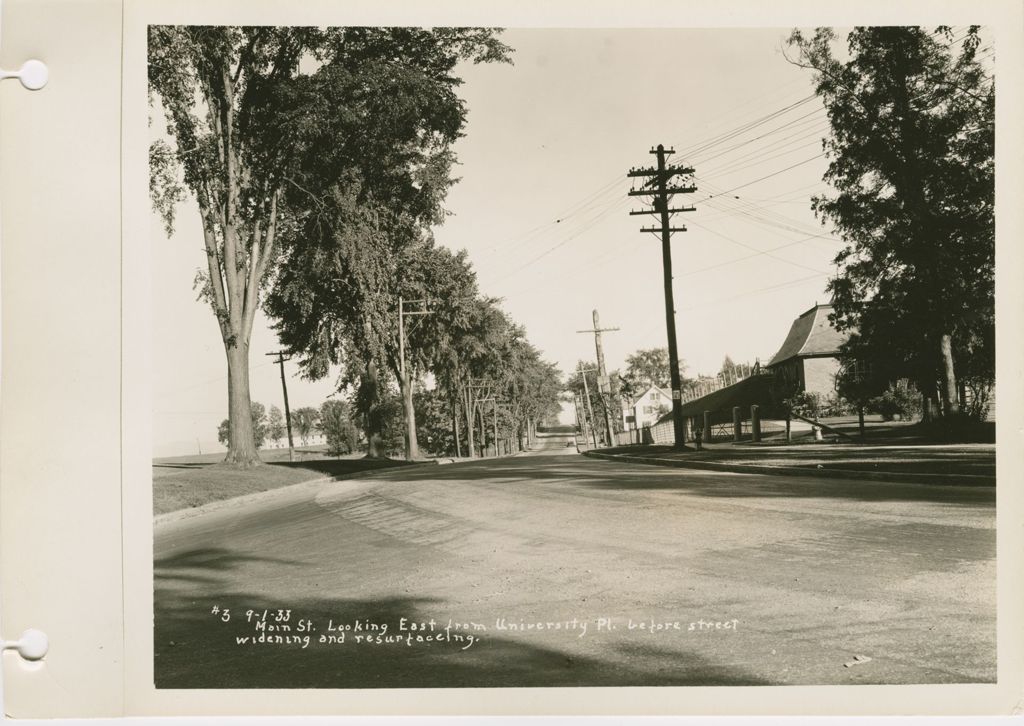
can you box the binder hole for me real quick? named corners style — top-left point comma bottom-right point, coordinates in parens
top-left (5, 628), bottom-right (49, 661)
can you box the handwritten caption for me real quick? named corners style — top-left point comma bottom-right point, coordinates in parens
top-left (208, 606), bottom-right (740, 652)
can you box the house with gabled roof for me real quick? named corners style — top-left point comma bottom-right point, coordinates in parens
top-left (766, 303), bottom-right (849, 397)
top-left (621, 384), bottom-right (672, 431)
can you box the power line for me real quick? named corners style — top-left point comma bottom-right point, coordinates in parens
top-left (689, 106), bottom-right (826, 166)
top-left (697, 153), bottom-right (827, 199)
top-left (489, 194), bottom-right (631, 285)
top-left (696, 174), bottom-right (840, 240)
top-left (677, 231), bottom-right (838, 278)
top-left (677, 94), bottom-right (819, 160)
top-left (680, 272), bottom-right (824, 312)
top-left (702, 196), bottom-right (841, 243)
top-left (673, 74), bottom-right (811, 140)
top-left (479, 182), bottom-right (627, 268)
top-left (479, 87), bottom-right (825, 271)
top-left (698, 122), bottom-right (830, 178)
top-left (686, 218), bottom-right (829, 276)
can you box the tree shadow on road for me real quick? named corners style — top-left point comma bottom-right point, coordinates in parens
top-left (366, 455), bottom-right (996, 506)
top-left (267, 458), bottom-right (416, 478)
top-left (154, 589), bottom-right (773, 688)
top-left (155, 547), bottom-right (304, 587)
top-left (154, 546), bottom-right (772, 689)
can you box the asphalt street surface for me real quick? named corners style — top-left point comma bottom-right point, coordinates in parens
top-left (154, 434), bottom-right (995, 688)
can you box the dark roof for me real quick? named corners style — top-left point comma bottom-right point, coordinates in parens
top-left (675, 374), bottom-right (775, 418)
top-left (767, 304), bottom-right (847, 366)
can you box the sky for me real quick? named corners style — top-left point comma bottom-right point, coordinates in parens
top-left (151, 26), bottom-right (988, 457)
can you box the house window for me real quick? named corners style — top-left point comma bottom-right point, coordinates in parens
top-left (643, 406), bottom-right (655, 414)
top-left (650, 392), bottom-right (660, 401)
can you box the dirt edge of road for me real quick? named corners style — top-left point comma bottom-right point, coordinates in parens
top-left (153, 449), bottom-right (545, 526)
top-left (582, 450), bottom-right (996, 487)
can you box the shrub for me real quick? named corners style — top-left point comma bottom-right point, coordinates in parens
top-left (784, 391), bottom-right (824, 419)
top-left (820, 393), bottom-right (856, 417)
top-left (320, 399), bottom-right (360, 456)
top-left (962, 381), bottom-right (994, 421)
top-left (870, 382), bottom-right (921, 421)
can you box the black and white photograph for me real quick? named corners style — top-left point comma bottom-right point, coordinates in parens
top-left (148, 24), bottom-right (997, 692)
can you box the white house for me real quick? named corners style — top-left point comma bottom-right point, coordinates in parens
top-left (622, 385), bottom-right (672, 430)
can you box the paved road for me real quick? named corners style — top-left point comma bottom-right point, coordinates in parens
top-left (154, 434), bottom-right (995, 688)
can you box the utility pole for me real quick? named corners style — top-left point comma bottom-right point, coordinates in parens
top-left (470, 382), bottom-right (497, 457)
top-left (266, 351), bottom-right (295, 461)
top-left (573, 393), bottom-right (593, 449)
top-left (628, 145), bottom-right (696, 449)
top-left (577, 309), bottom-right (619, 447)
top-left (577, 363), bottom-right (600, 448)
top-left (398, 296), bottom-right (432, 461)
top-left (572, 394), bottom-right (585, 443)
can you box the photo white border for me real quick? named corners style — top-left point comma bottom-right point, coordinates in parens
top-left (3, 0), bottom-right (1021, 718)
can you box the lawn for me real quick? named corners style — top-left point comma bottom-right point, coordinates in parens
top-left (153, 447), bottom-right (416, 516)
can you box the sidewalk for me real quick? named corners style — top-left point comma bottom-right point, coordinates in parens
top-left (582, 441), bottom-right (996, 486)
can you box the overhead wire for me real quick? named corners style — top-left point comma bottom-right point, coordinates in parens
top-left (696, 153), bottom-right (827, 199)
top-left (679, 272), bottom-right (824, 312)
top-left (478, 81), bottom-right (826, 274)
top-left (701, 193), bottom-right (839, 242)
top-left (677, 94), bottom-right (819, 159)
top-left (482, 77), bottom-right (840, 292)
top-left (687, 106), bottom-right (826, 167)
top-left (696, 174), bottom-right (835, 237)
top-left (685, 218), bottom-right (830, 275)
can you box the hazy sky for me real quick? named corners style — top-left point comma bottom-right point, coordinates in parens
top-left (153, 27), bottom-right (963, 457)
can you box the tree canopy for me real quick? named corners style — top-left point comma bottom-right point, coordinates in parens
top-left (618, 347), bottom-right (691, 403)
top-left (149, 25), bottom-right (512, 465)
top-left (788, 27), bottom-right (994, 418)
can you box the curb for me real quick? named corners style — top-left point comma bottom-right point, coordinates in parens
top-left (153, 459), bottom-right (441, 526)
top-left (582, 451), bottom-right (995, 487)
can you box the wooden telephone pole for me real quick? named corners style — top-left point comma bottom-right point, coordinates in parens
top-left (628, 145), bottom-right (696, 449)
top-left (398, 296), bottom-right (432, 461)
top-left (266, 351), bottom-right (295, 461)
top-left (577, 363), bottom-right (600, 449)
top-left (577, 309), bottom-right (619, 446)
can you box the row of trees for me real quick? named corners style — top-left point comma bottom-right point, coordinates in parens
top-left (150, 26), bottom-right (563, 466)
top-left (788, 27), bottom-right (994, 422)
top-left (565, 347), bottom-right (755, 441)
top-left (217, 372), bottom-right (562, 460)
top-left (216, 403), bottom-right (329, 451)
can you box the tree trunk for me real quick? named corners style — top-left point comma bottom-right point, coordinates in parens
top-left (398, 369), bottom-right (420, 461)
top-left (939, 333), bottom-right (961, 416)
top-left (452, 397), bottom-right (462, 458)
top-left (478, 406), bottom-right (486, 457)
top-left (362, 363), bottom-right (386, 458)
top-left (919, 375), bottom-right (939, 423)
top-left (462, 393), bottom-right (476, 459)
top-left (223, 342), bottom-right (260, 466)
